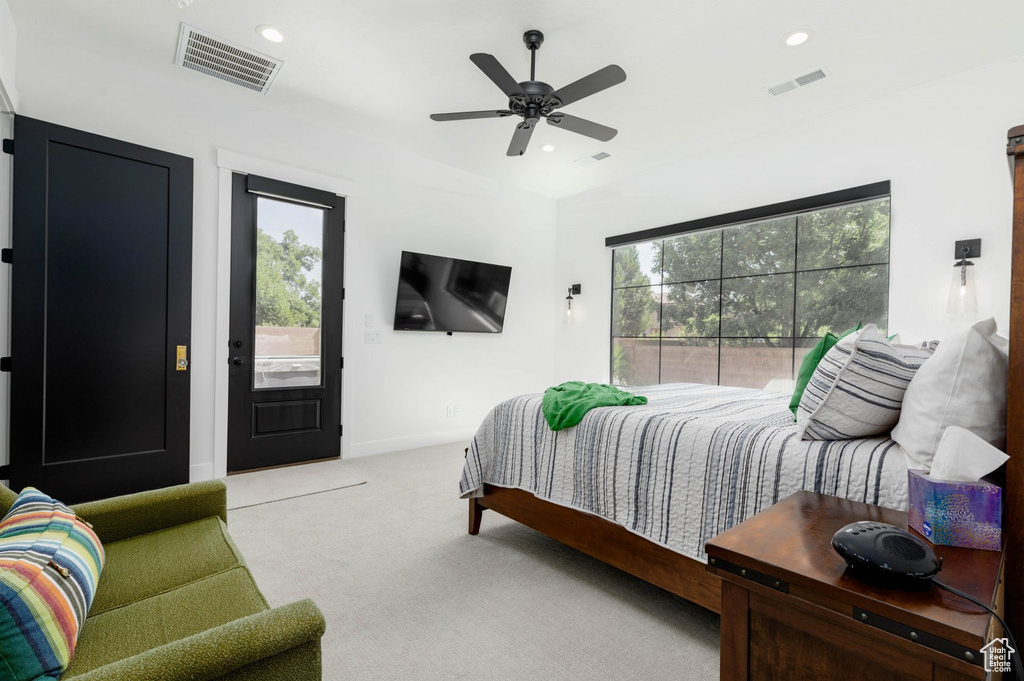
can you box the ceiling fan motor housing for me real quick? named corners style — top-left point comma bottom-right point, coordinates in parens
top-left (523, 30), bottom-right (544, 50)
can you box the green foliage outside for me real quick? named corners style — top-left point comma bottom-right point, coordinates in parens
top-left (611, 247), bottom-right (657, 384)
top-left (256, 228), bottom-right (323, 328)
top-left (611, 198), bottom-right (890, 385)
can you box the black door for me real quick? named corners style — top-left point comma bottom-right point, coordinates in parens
top-left (9, 116), bottom-right (193, 503)
top-left (228, 173), bottom-right (344, 472)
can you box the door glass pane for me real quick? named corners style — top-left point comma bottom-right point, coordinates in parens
top-left (254, 196), bottom-right (325, 389)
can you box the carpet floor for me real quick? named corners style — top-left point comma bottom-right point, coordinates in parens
top-left (228, 443), bottom-right (720, 681)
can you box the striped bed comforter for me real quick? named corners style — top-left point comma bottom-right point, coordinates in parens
top-left (459, 382), bottom-right (909, 562)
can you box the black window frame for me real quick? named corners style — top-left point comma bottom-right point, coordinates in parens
top-left (607, 181), bottom-right (892, 386)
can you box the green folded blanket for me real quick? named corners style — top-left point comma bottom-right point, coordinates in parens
top-left (541, 381), bottom-right (648, 431)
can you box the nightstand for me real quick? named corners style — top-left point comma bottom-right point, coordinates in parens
top-left (705, 491), bottom-right (1004, 681)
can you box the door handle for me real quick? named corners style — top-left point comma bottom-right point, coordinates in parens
top-left (232, 357), bottom-right (244, 366)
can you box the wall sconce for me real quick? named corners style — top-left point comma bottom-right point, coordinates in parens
top-left (565, 284), bottom-right (581, 325)
top-left (947, 239), bottom-right (980, 315)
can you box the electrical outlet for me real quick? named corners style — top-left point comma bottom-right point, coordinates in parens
top-left (454, 404), bottom-right (462, 416)
top-left (446, 405), bottom-right (455, 418)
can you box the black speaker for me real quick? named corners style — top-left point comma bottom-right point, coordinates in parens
top-left (832, 521), bottom-right (941, 587)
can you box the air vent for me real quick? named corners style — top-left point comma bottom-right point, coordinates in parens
top-left (575, 151), bottom-right (611, 166)
top-left (175, 24), bottom-right (283, 94)
top-left (767, 68), bottom-right (829, 97)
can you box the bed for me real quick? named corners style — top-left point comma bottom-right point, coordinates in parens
top-left (462, 125), bottom-right (1024, 625)
top-left (461, 382), bottom-right (908, 612)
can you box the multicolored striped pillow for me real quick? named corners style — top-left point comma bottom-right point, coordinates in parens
top-left (0, 487), bottom-right (105, 680)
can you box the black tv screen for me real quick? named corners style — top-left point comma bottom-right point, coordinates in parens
top-left (393, 251), bottom-right (512, 333)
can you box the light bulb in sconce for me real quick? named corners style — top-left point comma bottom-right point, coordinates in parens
top-left (565, 284), bottom-right (581, 326)
top-left (947, 240), bottom-right (979, 316)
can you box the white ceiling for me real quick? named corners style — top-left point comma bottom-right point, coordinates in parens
top-left (9, 0), bottom-right (1024, 199)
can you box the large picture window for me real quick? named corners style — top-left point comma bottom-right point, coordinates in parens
top-left (610, 193), bottom-right (890, 388)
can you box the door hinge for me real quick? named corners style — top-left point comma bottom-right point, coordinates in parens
top-left (0, 357), bottom-right (11, 372)
top-left (1, 249), bottom-right (11, 264)
top-left (342, 287), bottom-right (345, 300)
top-left (2, 139), bottom-right (12, 155)
top-left (0, 464), bottom-right (8, 479)
top-left (340, 357), bottom-right (344, 369)
top-left (339, 425), bottom-right (343, 437)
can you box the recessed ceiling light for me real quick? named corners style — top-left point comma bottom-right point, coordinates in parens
top-left (541, 144), bottom-right (555, 152)
top-left (784, 30), bottom-right (811, 47)
top-left (258, 25), bottom-right (284, 43)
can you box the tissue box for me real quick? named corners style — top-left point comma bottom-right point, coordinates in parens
top-left (907, 470), bottom-right (1002, 551)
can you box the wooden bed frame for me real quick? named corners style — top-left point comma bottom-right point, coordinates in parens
top-left (469, 125), bottom-right (1024, 628)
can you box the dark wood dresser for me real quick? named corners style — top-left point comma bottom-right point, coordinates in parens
top-left (705, 491), bottom-right (1004, 680)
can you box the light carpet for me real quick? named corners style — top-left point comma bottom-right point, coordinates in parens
top-left (225, 459), bottom-right (365, 510)
top-left (228, 442), bottom-right (720, 681)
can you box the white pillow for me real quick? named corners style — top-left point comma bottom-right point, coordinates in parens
top-left (796, 324), bottom-right (937, 440)
top-left (891, 317), bottom-right (1009, 469)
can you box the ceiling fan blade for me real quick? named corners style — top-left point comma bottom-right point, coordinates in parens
top-left (430, 110), bottom-right (513, 122)
top-left (506, 121), bottom-right (536, 157)
top-left (470, 53), bottom-right (525, 100)
top-left (546, 113), bottom-right (617, 142)
top-left (549, 64), bottom-right (626, 108)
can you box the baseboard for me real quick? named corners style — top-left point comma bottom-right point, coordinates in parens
top-left (189, 462), bottom-right (215, 482)
top-left (347, 428), bottom-right (476, 458)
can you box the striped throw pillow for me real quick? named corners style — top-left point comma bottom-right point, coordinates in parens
top-left (0, 487), bottom-right (105, 680)
top-left (797, 324), bottom-right (937, 440)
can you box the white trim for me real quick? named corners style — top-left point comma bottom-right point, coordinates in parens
top-left (213, 150), bottom-right (356, 480)
top-left (347, 428), bottom-right (477, 459)
top-left (0, 76), bottom-right (15, 114)
top-left (189, 462), bottom-right (215, 483)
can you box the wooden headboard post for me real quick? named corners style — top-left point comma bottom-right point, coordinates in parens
top-left (1005, 125), bottom-right (1024, 633)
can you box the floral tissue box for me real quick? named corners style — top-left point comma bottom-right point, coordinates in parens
top-left (907, 469), bottom-right (1002, 551)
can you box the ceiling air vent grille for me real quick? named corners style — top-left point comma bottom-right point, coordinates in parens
top-left (767, 68), bottom-right (829, 97)
top-left (175, 24), bottom-right (283, 94)
top-left (575, 151), bottom-right (612, 166)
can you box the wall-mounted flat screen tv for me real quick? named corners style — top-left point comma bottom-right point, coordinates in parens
top-left (393, 251), bottom-right (512, 333)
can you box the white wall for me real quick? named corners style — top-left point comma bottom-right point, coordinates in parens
top-left (0, 0), bottom-right (17, 112)
top-left (554, 55), bottom-right (1024, 384)
top-left (10, 33), bottom-right (557, 475)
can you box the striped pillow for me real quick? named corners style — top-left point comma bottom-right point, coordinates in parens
top-left (0, 487), bottom-right (105, 680)
top-left (797, 325), bottom-right (937, 440)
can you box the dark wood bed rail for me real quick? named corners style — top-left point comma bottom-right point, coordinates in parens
top-left (1004, 125), bottom-right (1024, 634)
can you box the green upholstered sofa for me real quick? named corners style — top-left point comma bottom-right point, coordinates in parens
top-left (0, 480), bottom-right (325, 680)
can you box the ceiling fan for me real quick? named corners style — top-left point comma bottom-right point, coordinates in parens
top-left (430, 30), bottom-right (627, 157)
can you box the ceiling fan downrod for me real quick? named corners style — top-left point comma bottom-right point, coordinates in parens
top-left (523, 30), bottom-right (544, 81)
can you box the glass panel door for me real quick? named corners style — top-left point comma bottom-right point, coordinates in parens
top-left (253, 196), bottom-right (325, 389)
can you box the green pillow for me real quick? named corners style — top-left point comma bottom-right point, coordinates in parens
top-left (789, 324), bottom-right (862, 417)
